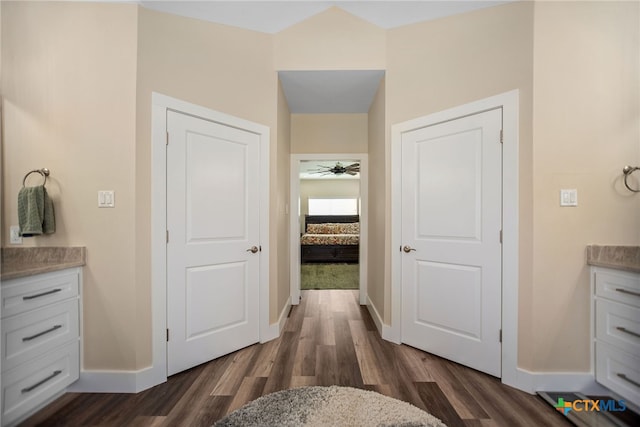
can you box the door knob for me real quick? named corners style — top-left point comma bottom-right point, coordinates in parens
top-left (403, 245), bottom-right (416, 253)
top-left (247, 246), bottom-right (259, 254)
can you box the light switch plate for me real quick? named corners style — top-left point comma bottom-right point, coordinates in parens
top-left (98, 190), bottom-right (115, 208)
top-left (560, 189), bottom-right (578, 207)
top-left (10, 225), bottom-right (22, 244)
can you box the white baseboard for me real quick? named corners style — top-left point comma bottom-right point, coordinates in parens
top-left (67, 366), bottom-right (162, 393)
top-left (366, 297), bottom-right (400, 344)
top-left (261, 300), bottom-right (290, 343)
top-left (514, 368), bottom-right (605, 395)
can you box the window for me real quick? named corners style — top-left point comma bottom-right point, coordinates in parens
top-left (308, 198), bottom-right (358, 215)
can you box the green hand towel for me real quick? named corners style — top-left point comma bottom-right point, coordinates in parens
top-left (17, 185), bottom-right (55, 237)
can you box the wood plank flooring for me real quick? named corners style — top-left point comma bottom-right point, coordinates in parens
top-left (21, 290), bottom-right (571, 427)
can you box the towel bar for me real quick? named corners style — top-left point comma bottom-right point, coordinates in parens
top-left (22, 168), bottom-right (50, 187)
top-left (622, 165), bottom-right (639, 193)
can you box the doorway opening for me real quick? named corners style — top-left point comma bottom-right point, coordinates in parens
top-left (290, 154), bottom-right (369, 306)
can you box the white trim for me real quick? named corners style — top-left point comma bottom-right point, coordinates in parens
top-left (67, 367), bottom-right (157, 393)
top-left (390, 90), bottom-right (521, 389)
top-left (289, 154), bottom-right (369, 306)
top-left (149, 92), bottom-right (271, 391)
top-left (515, 369), bottom-right (606, 395)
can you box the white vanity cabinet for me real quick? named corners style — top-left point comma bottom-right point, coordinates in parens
top-left (1, 268), bottom-right (81, 426)
top-left (592, 267), bottom-right (640, 407)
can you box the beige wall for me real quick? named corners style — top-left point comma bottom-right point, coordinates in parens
top-left (386, 1), bottom-right (536, 367)
top-left (300, 179), bottom-right (361, 221)
top-left (274, 7), bottom-right (385, 71)
top-left (367, 78), bottom-right (387, 319)
top-left (3, 0), bottom-right (638, 376)
top-left (136, 7), bottom-right (279, 344)
top-left (1, 2), bottom-right (140, 369)
top-left (291, 114), bottom-right (368, 154)
top-left (530, 1), bottom-right (640, 371)
top-left (276, 81), bottom-right (291, 318)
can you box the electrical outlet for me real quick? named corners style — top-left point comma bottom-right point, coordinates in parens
top-left (10, 225), bottom-right (22, 244)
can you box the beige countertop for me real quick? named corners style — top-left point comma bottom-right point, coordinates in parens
top-left (1, 247), bottom-right (86, 281)
top-left (587, 245), bottom-right (640, 273)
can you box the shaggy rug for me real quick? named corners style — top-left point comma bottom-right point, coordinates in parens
top-left (300, 263), bottom-right (359, 290)
top-left (214, 385), bottom-right (446, 427)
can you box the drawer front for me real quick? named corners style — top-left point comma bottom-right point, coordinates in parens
top-left (2, 342), bottom-right (79, 426)
top-left (595, 299), bottom-right (640, 355)
top-left (594, 270), bottom-right (640, 307)
top-left (1, 269), bottom-right (79, 318)
top-left (2, 299), bottom-right (79, 372)
top-left (595, 341), bottom-right (640, 407)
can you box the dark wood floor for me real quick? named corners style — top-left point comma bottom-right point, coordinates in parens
top-left (21, 290), bottom-right (571, 427)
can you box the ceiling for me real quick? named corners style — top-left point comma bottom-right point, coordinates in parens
top-left (137, 1), bottom-right (513, 113)
top-left (279, 70), bottom-right (384, 113)
top-left (138, 1), bottom-right (512, 34)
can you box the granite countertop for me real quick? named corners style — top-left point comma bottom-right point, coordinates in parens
top-left (587, 245), bottom-right (640, 273)
top-left (1, 247), bottom-right (86, 281)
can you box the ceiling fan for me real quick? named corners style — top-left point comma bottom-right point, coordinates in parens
top-left (310, 162), bottom-right (360, 176)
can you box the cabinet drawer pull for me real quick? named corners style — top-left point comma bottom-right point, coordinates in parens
top-left (616, 326), bottom-right (640, 339)
top-left (21, 370), bottom-right (63, 393)
top-left (22, 324), bottom-right (63, 342)
top-left (23, 288), bottom-right (62, 300)
top-left (617, 373), bottom-right (640, 389)
top-left (615, 288), bottom-right (640, 298)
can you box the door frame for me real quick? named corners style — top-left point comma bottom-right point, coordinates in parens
top-left (290, 153), bottom-right (369, 305)
top-left (150, 93), bottom-right (270, 385)
top-left (390, 90), bottom-right (519, 388)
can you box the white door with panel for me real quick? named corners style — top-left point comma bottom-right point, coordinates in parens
top-left (167, 110), bottom-right (261, 376)
top-left (401, 108), bottom-right (503, 377)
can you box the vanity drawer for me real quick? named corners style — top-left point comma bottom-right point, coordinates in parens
top-left (595, 341), bottom-right (640, 407)
top-left (594, 270), bottom-right (640, 307)
top-left (2, 341), bottom-right (79, 426)
top-left (1, 269), bottom-right (79, 318)
top-left (2, 299), bottom-right (79, 372)
top-left (595, 299), bottom-right (640, 356)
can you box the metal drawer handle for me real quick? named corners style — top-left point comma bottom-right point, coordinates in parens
top-left (615, 288), bottom-right (640, 298)
top-left (23, 288), bottom-right (62, 301)
top-left (617, 373), bottom-right (640, 389)
top-left (616, 326), bottom-right (640, 339)
top-left (21, 370), bottom-right (63, 394)
top-left (22, 324), bottom-right (63, 342)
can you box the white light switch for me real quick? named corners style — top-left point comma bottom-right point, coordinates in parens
top-left (560, 189), bottom-right (578, 207)
top-left (10, 225), bottom-right (22, 244)
top-left (98, 190), bottom-right (115, 208)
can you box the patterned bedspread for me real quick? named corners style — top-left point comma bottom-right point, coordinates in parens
top-left (300, 233), bottom-right (360, 246)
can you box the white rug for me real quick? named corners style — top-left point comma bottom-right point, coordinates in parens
top-left (214, 385), bottom-right (446, 427)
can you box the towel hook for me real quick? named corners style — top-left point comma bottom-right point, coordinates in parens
top-left (622, 165), bottom-right (640, 193)
top-left (22, 168), bottom-right (50, 188)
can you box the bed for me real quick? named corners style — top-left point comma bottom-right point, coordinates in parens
top-left (300, 215), bottom-right (360, 264)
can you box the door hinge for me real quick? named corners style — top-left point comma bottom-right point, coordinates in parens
top-left (166, 328), bottom-right (169, 342)
top-left (500, 129), bottom-right (504, 144)
top-left (499, 329), bottom-right (502, 343)
top-left (499, 230), bottom-right (503, 244)
top-left (166, 230), bottom-right (169, 243)
top-left (166, 131), bottom-right (169, 146)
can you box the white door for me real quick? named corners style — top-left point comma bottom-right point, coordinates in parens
top-left (166, 110), bottom-right (261, 376)
top-left (401, 108), bottom-right (502, 377)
